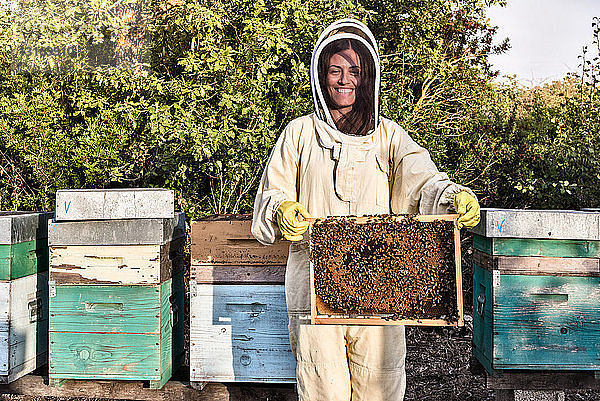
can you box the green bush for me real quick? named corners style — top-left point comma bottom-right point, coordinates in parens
top-left (1, 0), bottom-right (598, 216)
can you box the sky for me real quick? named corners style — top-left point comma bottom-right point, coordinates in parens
top-left (487, 0), bottom-right (600, 86)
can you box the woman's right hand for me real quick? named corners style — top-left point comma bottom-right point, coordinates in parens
top-left (276, 201), bottom-right (312, 241)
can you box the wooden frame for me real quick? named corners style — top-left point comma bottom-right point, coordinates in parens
top-left (309, 214), bottom-right (463, 326)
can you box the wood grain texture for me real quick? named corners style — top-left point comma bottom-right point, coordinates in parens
top-left (49, 285), bottom-right (161, 333)
top-left (0, 282), bottom-right (9, 333)
top-left (49, 279), bottom-right (184, 387)
top-left (7, 273), bottom-right (48, 383)
top-left (473, 250), bottom-right (600, 276)
top-left (473, 235), bottom-right (600, 258)
top-left (191, 264), bottom-right (286, 284)
top-left (0, 273), bottom-right (48, 383)
top-left (55, 188), bottom-right (174, 221)
top-left (48, 213), bottom-right (186, 246)
top-left (493, 274), bottom-right (600, 370)
top-left (310, 214), bottom-right (463, 326)
top-left (470, 208), bottom-right (600, 240)
top-left (50, 239), bottom-right (184, 285)
top-left (161, 238), bottom-right (185, 282)
top-left (191, 219), bottom-right (289, 265)
top-left (0, 212), bottom-right (53, 245)
top-left (0, 247), bottom-right (9, 281)
top-left (190, 283), bottom-right (295, 383)
top-left (454, 219), bottom-right (464, 326)
top-left (157, 274), bottom-right (185, 389)
top-left (0, 374), bottom-right (298, 401)
top-left (49, 331), bottom-right (161, 380)
top-left (0, 331), bottom-right (8, 377)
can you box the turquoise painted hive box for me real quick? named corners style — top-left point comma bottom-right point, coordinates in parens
top-left (470, 208), bottom-right (600, 374)
top-left (0, 211), bottom-right (53, 384)
top-left (47, 189), bottom-right (185, 390)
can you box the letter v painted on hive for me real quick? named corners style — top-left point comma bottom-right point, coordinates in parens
top-left (64, 201), bottom-right (71, 214)
top-left (495, 218), bottom-right (505, 233)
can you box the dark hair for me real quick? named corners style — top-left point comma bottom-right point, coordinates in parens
top-left (318, 38), bottom-right (375, 136)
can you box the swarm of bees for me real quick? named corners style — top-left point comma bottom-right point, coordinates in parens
top-left (310, 215), bottom-right (458, 321)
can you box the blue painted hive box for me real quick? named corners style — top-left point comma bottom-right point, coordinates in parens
top-left (471, 208), bottom-right (600, 374)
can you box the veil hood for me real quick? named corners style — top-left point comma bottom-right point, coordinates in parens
top-left (310, 19), bottom-right (381, 134)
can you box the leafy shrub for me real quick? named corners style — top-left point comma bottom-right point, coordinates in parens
top-left (1, 0), bottom-right (598, 216)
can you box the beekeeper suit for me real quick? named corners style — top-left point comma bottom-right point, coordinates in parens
top-left (252, 19), bottom-right (480, 401)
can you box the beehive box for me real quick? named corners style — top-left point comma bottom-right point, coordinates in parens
top-left (48, 214), bottom-right (186, 285)
top-left (189, 215), bottom-right (295, 383)
top-left (55, 188), bottom-right (174, 221)
top-left (47, 191), bottom-right (185, 390)
top-left (471, 208), bottom-right (600, 375)
top-left (190, 214), bottom-right (289, 266)
top-left (48, 273), bottom-right (184, 388)
top-left (310, 214), bottom-right (463, 326)
top-left (0, 212), bottom-right (53, 280)
top-left (0, 211), bottom-right (52, 383)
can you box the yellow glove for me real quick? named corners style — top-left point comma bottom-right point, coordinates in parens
top-left (453, 191), bottom-right (481, 230)
top-left (276, 201), bottom-right (312, 241)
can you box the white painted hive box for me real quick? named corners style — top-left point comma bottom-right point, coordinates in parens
top-left (0, 272), bottom-right (48, 383)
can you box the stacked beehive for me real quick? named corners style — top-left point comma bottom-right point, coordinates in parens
top-left (0, 211), bottom-right (53, 383)
top-left (47, 189), bottom-right (185, 389)
top-left (189, 215), bottom-right (296, 383)
top-left (471, 208), bottom-right (600, 374)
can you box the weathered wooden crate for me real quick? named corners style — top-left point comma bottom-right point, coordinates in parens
top-left (50, 238), bottom-right (184, 285)
top-left (471, 208), bottom-right (600, 375)
top-left (55, 188), bottom-right (174, 221)
top-left (0, 212), bottom-right (52, 384)
top-left (48, 213), bottom-right (185, 246)
top-left (309, 214), bottom-right (463, 326)
top-left (49, 213), bottom-right (185, 285)
top-left (470, 208), bottom-right (600, 240)
top-left (0, 212), bottom-right (53, 281)
top-left (0, 272), bottom-right (48, 384)
top-left (189, 281), bottom-right (295, 383)
top-left (191, 215), bottom-right (288, 265)
top-left (189, 215), bottom-right (295, 384)
top-left (48, 273), bottom-right (185, 389)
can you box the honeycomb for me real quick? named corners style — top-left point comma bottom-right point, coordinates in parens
top-left (310, 215), bottom-right (459, 321)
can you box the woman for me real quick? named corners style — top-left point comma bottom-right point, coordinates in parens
top-left (252, 19), bottom-right (480, 401)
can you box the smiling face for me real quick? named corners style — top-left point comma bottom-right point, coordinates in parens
top-left (326, 47), bottom-right (361, 116)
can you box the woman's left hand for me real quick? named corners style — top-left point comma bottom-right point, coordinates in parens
top-left (453, 191), bottom-right (481, 230)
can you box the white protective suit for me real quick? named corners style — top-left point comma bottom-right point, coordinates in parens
top-left (252, 19), bottom-right (475, 401)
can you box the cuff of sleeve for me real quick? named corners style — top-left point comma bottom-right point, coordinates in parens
top-left (269, 197), bottom-right (289, 222)
top-left (268, 194), bottom-right (291, 238)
